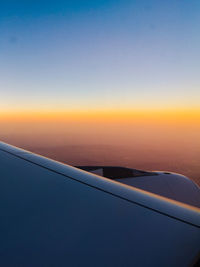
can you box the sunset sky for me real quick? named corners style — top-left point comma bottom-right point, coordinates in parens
top-left (0, 1), bottom-right (200, 183)
top-left (1, 0), bottom-right (200, 113)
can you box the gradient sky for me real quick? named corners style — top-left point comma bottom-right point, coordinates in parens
top-left (1, 0), bottom-right (200, 112)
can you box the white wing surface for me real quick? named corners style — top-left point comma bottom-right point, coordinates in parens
top-left (0, 142), bottom-right (199, 267)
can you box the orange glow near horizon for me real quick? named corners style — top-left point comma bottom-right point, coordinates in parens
top-left (1, 107), bottom-right (199, 151)
top-left (1, 107), bottom-right (200, 186)
top-left (1, 108), bottom-right (200, 124)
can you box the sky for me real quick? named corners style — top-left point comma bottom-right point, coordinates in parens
top-left (0, 1), bottom-right (200, 185)
top-left (0, 0), bottom-right (200, 112)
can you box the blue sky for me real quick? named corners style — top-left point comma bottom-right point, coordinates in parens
top-left (0, 0), bottom-right (200, 111)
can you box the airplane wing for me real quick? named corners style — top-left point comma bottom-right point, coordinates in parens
top-left (0, 142), bottom-right (199, 267)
